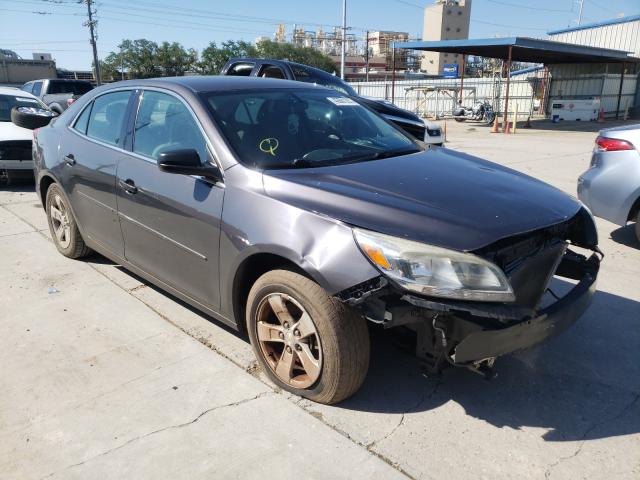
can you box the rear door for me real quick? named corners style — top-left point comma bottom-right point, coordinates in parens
top-left (116, 89), bottom-right (224, 309)
top-left (59, 89), bottom-right (134, 257)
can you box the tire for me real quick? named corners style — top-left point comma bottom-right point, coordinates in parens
top-left (49, 103), bottom-right (64, 115)
top-left (635, 212), bottom-right (640, 244)
top-left (45, 183), bottom-right (91, 259)
top-left (454, 117), bottom-right (465, 123)
top-left (246, 269), bottom-right (370, 404)
top-left (10, 106), bottom-right (55, 130)
top-left (485, 112), bottom-right (496, 125)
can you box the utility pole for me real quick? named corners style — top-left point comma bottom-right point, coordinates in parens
top-left (365, 31), bottom-right (370, 82)
top-left (340, 0), bottom-right (347, 80)
top-left (83, 0), bottom-right (101, 85)
top-left (577, 0), bottom-right (584, 25)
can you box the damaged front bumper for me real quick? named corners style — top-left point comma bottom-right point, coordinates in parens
top-left (338, 248), bottom-right (600, 373)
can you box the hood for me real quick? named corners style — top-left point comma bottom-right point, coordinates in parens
top-left (262, 148), bottom-right (581, 252)
top-left (357, 97), bottom-right (423, 124)
top-left (0, 122), bottom-right (32, 142)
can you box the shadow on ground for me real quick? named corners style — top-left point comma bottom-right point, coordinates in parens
top-left (337, 286), bottom-right (640, 443)
top-left (519, 119), bottom-right (637, 133)
top-left (88, 254), bottom-right (640, 443)
top-left (610, 224), bottom-right (639, 249)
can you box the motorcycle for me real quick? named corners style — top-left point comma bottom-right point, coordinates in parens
top-left (453, 99), bottom-right (496, 125)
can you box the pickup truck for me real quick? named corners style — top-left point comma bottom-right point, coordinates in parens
top-left (220, 58), bottom-right (444, 146)
top-left (21, 79), bottom-right (93, 114)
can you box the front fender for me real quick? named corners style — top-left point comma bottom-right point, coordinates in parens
top-left (218, 166), bottom-right (379, 320)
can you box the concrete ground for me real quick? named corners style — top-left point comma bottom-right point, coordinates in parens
top-left (1, 120), bottom-right (639, 479)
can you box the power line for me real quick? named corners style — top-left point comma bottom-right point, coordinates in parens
top-left (485, 0), bottom-right (572, 13)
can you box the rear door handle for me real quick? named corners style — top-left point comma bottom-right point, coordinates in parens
top-left (64, 154), bottom-right (76, 166)
top-left (119, 179), bottom-right (138, 194)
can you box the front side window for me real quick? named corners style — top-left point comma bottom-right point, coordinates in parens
top-left (0, 94), bottom-right (48, 122)
top-left (204, 88), bottom-right (420, 170)
top-left (133, 90), bottom-right (208, 162)
top-left (259, 65), bottom-right (286, 79)
top-left (86, 90), bottom-right (131, 146)
top-left (21, 83), bottom-right (33, 94)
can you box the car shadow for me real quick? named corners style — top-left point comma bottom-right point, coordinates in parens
top-left (86, 255), bottom-right (640, 443)
top-left (610, 224), bottom-right (639, 249)
top-left (339, 286), bottom-right (640, 443)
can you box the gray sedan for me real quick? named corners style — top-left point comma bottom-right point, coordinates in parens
top-left (578, 124), bottom-right (640, 242)
top-left (14, 77), bottom-right (600, 404)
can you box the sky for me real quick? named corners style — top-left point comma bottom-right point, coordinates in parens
top-left (0, 0), bottom-right (638, 71)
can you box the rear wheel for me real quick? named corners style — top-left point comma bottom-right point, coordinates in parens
top-left (45, 183), bottom-right (91, 258)
top-left (635, 211), bottom-right (640, 243)
top-left (246, 269), bottom-right (370, 404)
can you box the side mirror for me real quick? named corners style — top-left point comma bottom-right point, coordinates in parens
top-left (11, 106), bottom-right (57, 130)
top-left (157, 149), bottom-right (223, 183)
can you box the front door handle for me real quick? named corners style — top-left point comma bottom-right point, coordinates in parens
top-left (64, 154), bottom-right (76, 166)
top-left (119, 179), bottom-right (138, 194)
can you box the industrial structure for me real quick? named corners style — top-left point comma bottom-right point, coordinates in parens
top-left (421, 0), bottom-right (472, 75)
top-left (0, 49), bottom-right (57, 85)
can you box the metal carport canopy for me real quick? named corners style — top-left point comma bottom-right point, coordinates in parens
top-left (392, 37), bottom-right (635, 64)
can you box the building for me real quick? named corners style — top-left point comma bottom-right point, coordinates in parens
top-left (421, 0), bottom-right (472, 75)
top-left (548, 15), bottom-right (640, 59)
top-left (0, 49), bottom-right (57, 85)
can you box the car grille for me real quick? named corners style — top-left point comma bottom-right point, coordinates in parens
top-left (391, 120), bottom-right (425, 141)
top-left (0, 140), bottom-right (32, 161)
top-left (474, 215), bottom-right (579, 309)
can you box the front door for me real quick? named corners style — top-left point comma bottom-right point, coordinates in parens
top-left (116, 89), bottom-right (224, 309)
top-left (60, 90), bottom-right (133, 257)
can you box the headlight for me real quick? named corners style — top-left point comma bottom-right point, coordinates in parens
top-left (354, 229), bottom-right (515, 302)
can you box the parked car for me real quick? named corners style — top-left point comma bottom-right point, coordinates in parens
top-left (14, 77), bottom-right (600, 404)
top-left (0, 86), bottom-right (54, 186)
top-left (21, 79), bottom-right (93, 114)
top-left (220, 58), bottom-right (444, 146)
top-left (578, 124), bottom-right (640, 243)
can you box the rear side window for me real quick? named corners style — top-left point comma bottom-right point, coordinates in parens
top-left (133, 90), bottom-right (208, 161)
top-left (73, 102), bottom-right (93, 134)
top-left (86, 91), bottom-right (131, 146)
top-left (32, 82), bottom-right (43, 97)
top-left (48, 81), bottom-right (93, 95)
top-left (226, 62), bottom-right (254, 76)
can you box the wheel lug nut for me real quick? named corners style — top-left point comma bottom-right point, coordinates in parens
top-left (294, 329), bottom-right (300, 337)
top-left (286, 346), bottom-right (292, 353)
top-left (278, 332), bottom-right (284, 339)
top-left (283, 322), bottom-right (289, 329)
top-left (295, 344), bottom-right (302, 351)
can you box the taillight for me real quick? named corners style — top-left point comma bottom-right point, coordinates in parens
top-left (33, 128), bottom-right (40, 140)
top-left (595, 136), bottom-right (634, 151)
top-left (67, 98), bottom-right (75, 106)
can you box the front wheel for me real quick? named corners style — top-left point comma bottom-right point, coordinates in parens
top-left (635, 211), bottom-right (640, 243)
top-left (246, 269), bottom-right (370, 404)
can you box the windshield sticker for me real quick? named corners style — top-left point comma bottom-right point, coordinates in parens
top-left (327, 97), bottom-right (358, 107)
top-left (16, 97), bottom-right (38, 103)
top-left (259, 137), bottom-right (279, 156)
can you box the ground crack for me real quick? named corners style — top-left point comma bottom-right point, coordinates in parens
top-left (544, 392), bottom-right (640, 479)
top-left (40, 391), bottom-right (272, 479)
top-left (367, 379), bottom-right (442, 451)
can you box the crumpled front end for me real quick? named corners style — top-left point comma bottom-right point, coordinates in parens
top-left (335, 207), bottom-right (601, 376)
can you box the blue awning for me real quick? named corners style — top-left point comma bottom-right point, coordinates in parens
top-left (392, 37), bottom-right (635, 64)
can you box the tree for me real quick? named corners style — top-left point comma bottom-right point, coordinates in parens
top-left (198, 40), bottom-right (257, 75)
top-left (101, 39), bottom-right (196, 80)
top-left (254, 40), bottom-right (336, 73)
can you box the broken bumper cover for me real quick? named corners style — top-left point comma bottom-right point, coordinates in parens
top-left (451, 252), bottom-right (599, 364)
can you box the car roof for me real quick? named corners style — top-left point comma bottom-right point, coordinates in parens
top-left (0, 86), bottom-right (39, 98)
top-left (98, 75), bottom-right (327, 93)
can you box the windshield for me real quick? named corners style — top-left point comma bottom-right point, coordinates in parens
top-left (290, 66), bottom-right (358, 96)
top-left (0, 94), bottom-right (48, 122)
top-left (203, 88), bottom-right (421, 169)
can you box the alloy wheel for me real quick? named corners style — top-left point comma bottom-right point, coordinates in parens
top-left (49, 194), bottom-right (71, 249)
top-left (255, 293), bottom-right (322, 389)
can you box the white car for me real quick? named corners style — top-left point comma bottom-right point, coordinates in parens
top-left (0, 86), bottom-right (49, 186)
